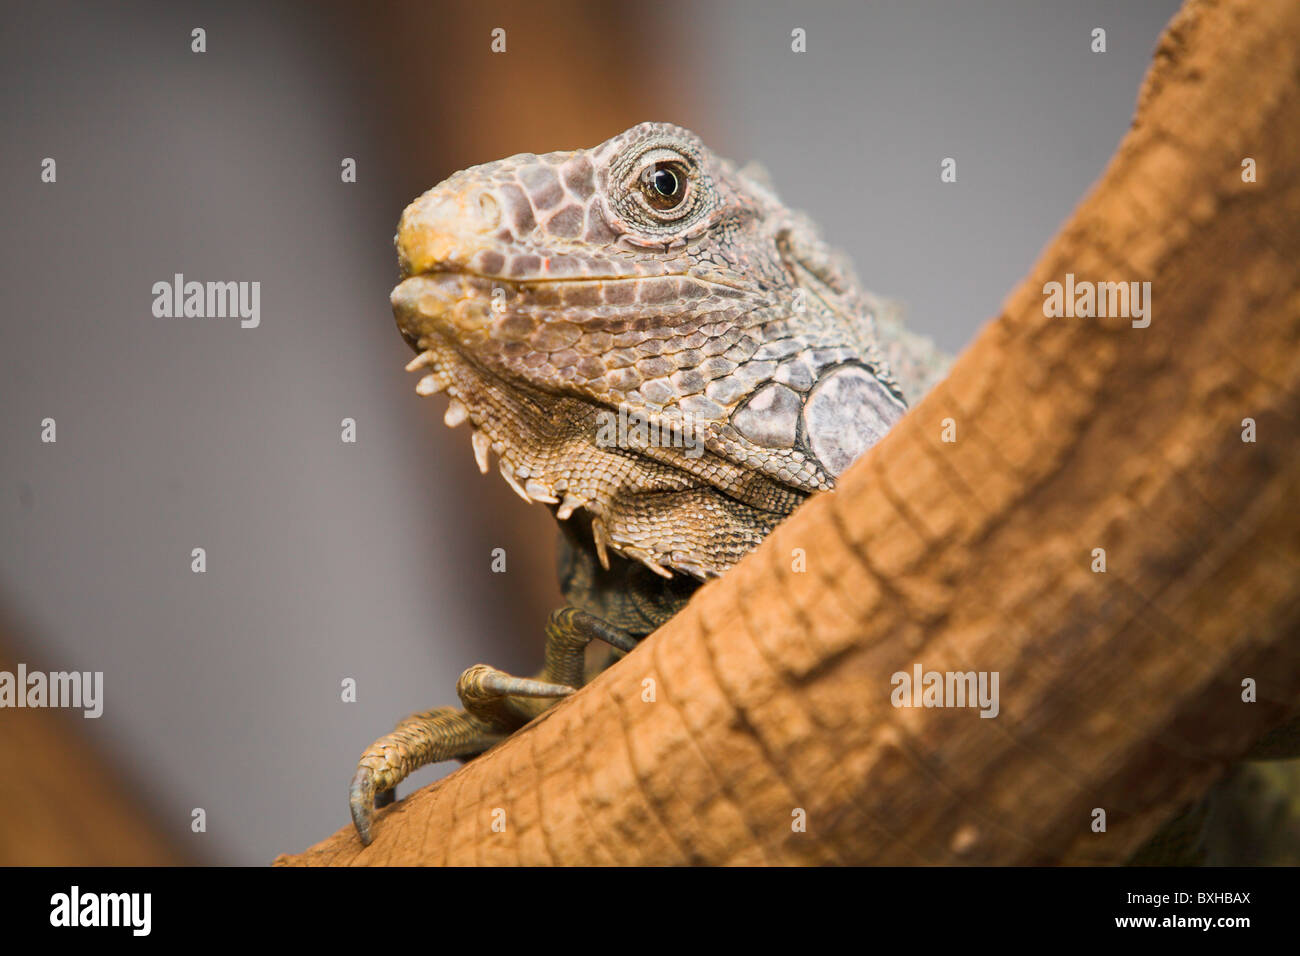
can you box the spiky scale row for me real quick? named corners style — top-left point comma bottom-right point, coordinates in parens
top-left (471, 430), bottom-right (491, 474)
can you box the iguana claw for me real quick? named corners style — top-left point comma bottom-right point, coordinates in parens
top-left (349, 766), bottom-right (379, 847)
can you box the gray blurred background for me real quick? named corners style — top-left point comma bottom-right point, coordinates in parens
top-left (0, 0), bottom-right (1182, 863)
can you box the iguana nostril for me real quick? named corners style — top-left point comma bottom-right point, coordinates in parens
top-left (476, 191), bottom-right (501, 230)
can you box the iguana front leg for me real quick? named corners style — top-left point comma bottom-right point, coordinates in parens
top-left (349, 607), bottom-right (638, 845)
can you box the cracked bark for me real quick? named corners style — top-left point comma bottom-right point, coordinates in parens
top-left (279, 0), bottom-right (1300, 866)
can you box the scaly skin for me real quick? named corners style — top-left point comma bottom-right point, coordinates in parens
top-left (350, 122), bottom-right (947, 844)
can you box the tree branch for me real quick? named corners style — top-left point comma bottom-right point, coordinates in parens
top-left (279, 0), bottom-right (1300, 866)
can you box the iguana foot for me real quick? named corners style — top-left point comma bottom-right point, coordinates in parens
top-left (349, 705), bottom-right (504, 846)
top-left (350, 608), bottom-right (639, 846)
top-left (349, 672), bottom-right (572, 846)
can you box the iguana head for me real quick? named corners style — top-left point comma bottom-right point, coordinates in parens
top-left (391, 121), bottom-right (906, 578)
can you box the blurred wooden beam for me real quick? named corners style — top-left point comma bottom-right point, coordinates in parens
top-left (0, 635), bottom-right (185, 865)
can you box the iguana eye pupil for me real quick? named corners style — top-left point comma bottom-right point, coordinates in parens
top-left (652, 167), bottom-right (677, 197)
top-left (641, 162), bottom-right (688, 210)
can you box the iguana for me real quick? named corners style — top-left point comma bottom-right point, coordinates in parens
top-left (349, 122), bottom-right (949, 844)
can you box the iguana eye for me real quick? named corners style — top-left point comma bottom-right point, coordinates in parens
top-left (613, 141), bottom-right (711, 236)
top-left (640, 161), bottom-right (689, 211)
